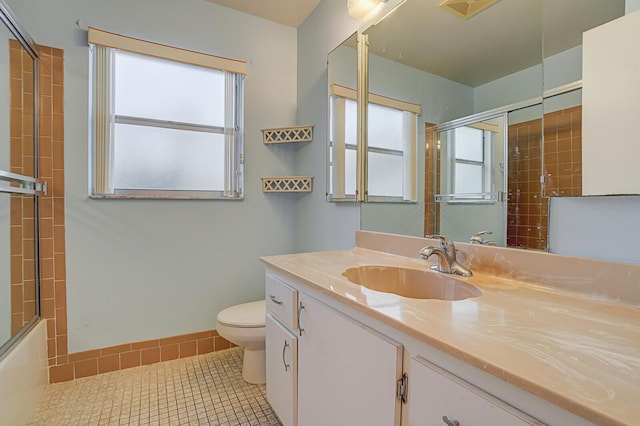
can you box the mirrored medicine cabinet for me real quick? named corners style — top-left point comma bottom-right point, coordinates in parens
top-left (328, 0), bottom-right (627, 250)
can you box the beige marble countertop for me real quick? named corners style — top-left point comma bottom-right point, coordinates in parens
top-left (261, 246), bottom-right (640, 426)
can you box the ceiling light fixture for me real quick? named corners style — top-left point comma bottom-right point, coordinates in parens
top-left (347, 0), bottom-right (384, 19)
top-left (440, 0), bottom-right (500, 20)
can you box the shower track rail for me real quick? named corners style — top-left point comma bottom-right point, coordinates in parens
top-left (0, 170), bottom-right (46, 196)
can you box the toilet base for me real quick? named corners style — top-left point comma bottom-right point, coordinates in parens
top-left (242, 348), bottom-right (265, 384)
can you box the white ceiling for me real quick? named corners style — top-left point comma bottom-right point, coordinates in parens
top-left (205, 0), bottom-right (322, 28)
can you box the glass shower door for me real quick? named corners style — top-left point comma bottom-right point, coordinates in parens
top-left (0, 0), bottom-right (43, 357)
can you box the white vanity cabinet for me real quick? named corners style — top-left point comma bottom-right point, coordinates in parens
top-left (297, 293), bottom-right (403, 426)
top-left (263, 268), bottom-right (574, 426)
top-left (265, 274), bottom-right (299, 426)
top-left (265, 269), bottom-right (404, 426)
top-left (408, 357), bottom-right (541, 426)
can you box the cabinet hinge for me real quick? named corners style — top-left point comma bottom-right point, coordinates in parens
top-left (397, 373), bottom-right (408, 404)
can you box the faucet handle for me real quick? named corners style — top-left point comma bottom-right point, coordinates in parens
top-left (470, 230), bottom-right (494, 245)
top-left (425, 235), bottom-right (454, 252)
top-left (425, 234), bottom-right (447, 243)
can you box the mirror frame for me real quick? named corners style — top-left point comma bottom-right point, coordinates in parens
top-left (326, 32), bottom-right (366, 203)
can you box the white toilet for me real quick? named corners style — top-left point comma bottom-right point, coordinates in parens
top-left (216, 300), bottom-right (266, 384)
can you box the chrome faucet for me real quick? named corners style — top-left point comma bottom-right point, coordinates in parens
top-left (470, 230), bottom-right (497, 246)
top-left (419, 235), bottom-right (473, 277)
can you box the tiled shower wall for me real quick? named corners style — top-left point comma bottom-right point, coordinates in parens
top-left (507, 106), bottom-right (582, 250)
top-left (425, 107), bottom-right (581, 251)
top-left (543, 106), bottom-right (582, 197)
top-left (507, 118), bottom-right (548, 250)
top-left (9, 39), bottom-right (37, 334)
top-left (10, 44), bottom-right (232, 384)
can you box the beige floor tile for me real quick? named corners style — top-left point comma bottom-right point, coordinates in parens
top-left (28, 347), bottom-right (281, 426)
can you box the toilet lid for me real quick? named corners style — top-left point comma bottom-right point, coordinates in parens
top-left (217, 300), bottom-right (265, 328)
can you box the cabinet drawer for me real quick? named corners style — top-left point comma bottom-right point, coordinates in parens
top-left (265, 274), bottom-right (298, 330)
top-left (408, 357), bottom-right (542, 426)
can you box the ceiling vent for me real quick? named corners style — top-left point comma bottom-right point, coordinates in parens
top-left (439, 0), bottom-right (500, 20)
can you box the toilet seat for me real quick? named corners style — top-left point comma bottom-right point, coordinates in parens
top-left (216, 300), bottom-right (265, 328)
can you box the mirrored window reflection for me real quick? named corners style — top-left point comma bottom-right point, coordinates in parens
top-left (329, 94), bottom-right (357, 198)
top-left (367, 104), bottom-right (412, 198)
top-left (327, 33), bottom-right (358, 202)
top-left (453, 126), bottom-right (486, 195)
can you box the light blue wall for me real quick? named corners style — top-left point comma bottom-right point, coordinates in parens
top-left (627, 0), bottom-right (640, 13)
top-left (474, 65), bottom-right (542, 113)
top-left (295, 0), bottom-right (361, 252)
top-left (7, 0), bottom-right (300, 352)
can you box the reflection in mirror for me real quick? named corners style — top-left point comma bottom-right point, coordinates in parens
top-left (327, 32), bottom-right (358, 202)
top-left (366, 95), bottom-right (419, 202)
top-left (506, 103), bottom-right (546, 249)
top-left (360, 0), bottom-right (628, 248)
top-left (361, 0), bottom-right (543, 246)
top-left (542, 87), bottom-right (582, 197)
top-left (436, 115), bottom-right (506, 246)
top-left (541, 0), bottom-right (625, 197)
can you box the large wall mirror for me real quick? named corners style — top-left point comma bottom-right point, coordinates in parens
top-left (0, 0), bottom-right (41, 359)
top-left (327, 32), bottom-right (358, 202)
top-left (354, 0), bottom-right (625, 249)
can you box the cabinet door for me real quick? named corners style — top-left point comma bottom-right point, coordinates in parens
top-left (582, 11), bottom-right (640, 195)
top-left (408, 357), bottom-right (541, 426)
top-left (266, 313), bottom-right (297, 426)
top-left (297, 295), bottom-right (403, 426)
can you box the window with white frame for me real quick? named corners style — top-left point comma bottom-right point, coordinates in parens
top-left (329, 85), bottom-right (420, 202)
top-left (452, 125), bottom-right (493, 195)
top-left (89, 28), bottom-right (245, 198)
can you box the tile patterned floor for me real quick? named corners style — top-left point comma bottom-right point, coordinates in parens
top-left (28, 347), bottom-right (281, 425)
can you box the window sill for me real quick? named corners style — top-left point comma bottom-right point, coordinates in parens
top-left (89, 194), bottom-right (244, 201)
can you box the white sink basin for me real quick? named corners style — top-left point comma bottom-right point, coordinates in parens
top-left (342, 265), bottom-right (482, 301)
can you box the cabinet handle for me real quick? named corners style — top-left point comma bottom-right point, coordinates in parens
top-left (282, 340), bottom-right (290, 372)
top-left (297, 301), bottom-right (305, 336)
top-left (442, 416), bottom-right (460, 426)
top-left (269, 294), bottom-right (283, 305)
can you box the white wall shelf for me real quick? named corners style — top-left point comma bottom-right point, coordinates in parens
top-left (262, 125), bottom-right (313, 144)
top-left (261, 176), bottom-right (313, 193)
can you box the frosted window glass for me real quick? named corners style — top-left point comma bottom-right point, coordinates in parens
top-left (114, 51), bottom-right (224, 127)
top-left (455, 127), bottom-right (483, 162)
top-left (113, 124), bottom-right (224, 191)
top-left (345, 99), bottom-right (357, 145)
top-left (455, 163), bottom-right (483, 194)
top-left (368, 152), bottom-right (403, 197)
top-left (345, 148), bottom-right (357, 195)
top-left (368, 104), bottom-right (404, 151)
